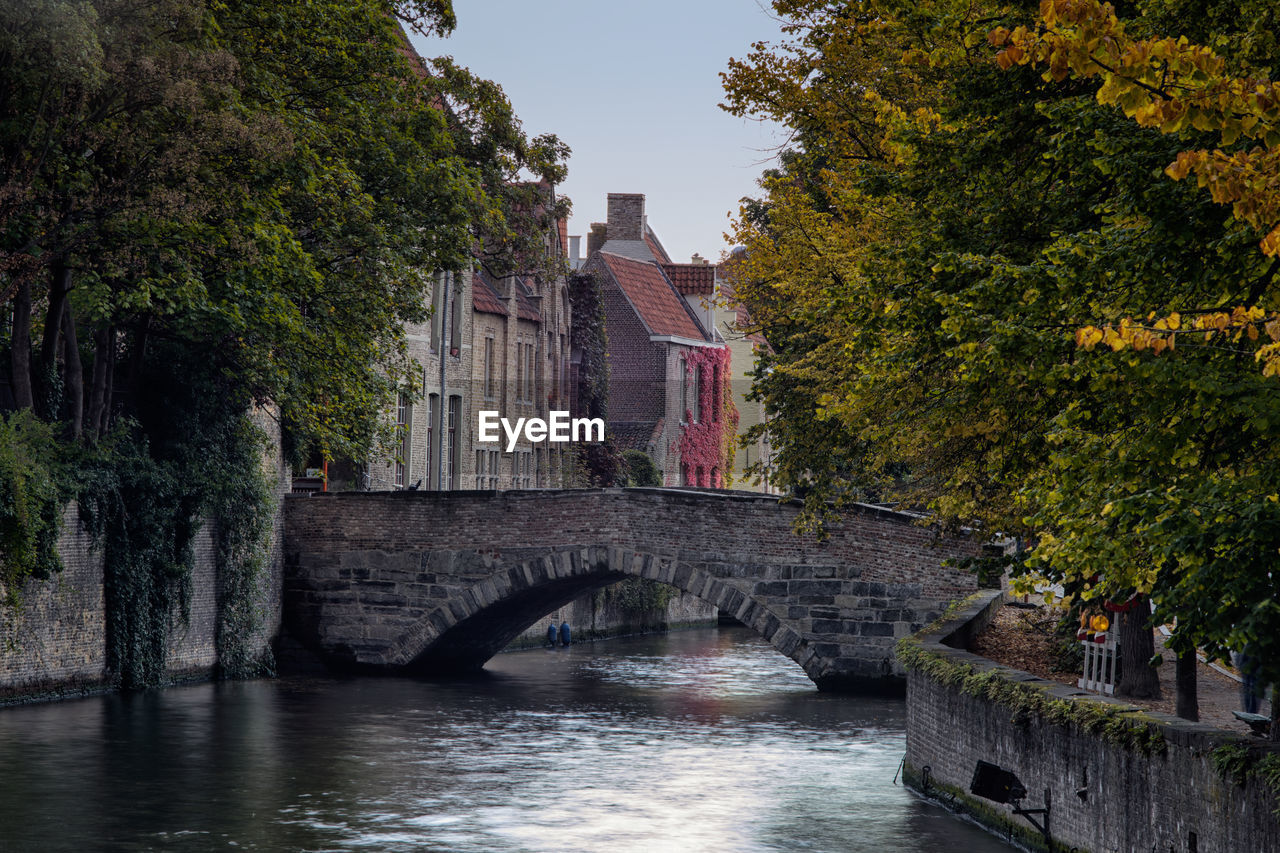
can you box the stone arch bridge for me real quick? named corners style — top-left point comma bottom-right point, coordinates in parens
top-left (282, 488), bottom-right (986, 693)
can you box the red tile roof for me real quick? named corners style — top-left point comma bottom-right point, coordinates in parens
top-left (514, 278), bottom-right (542, 323)
top-left (601, 252), bottom-right (707, 340)
top-left (644, 230), bottom-right (672, 264)
top-left (472, 271), bottom-right (543, 322)
top-left (661, 263), bottom-right (716, 296)
top-left (472, 273), bottom-right (507, 316)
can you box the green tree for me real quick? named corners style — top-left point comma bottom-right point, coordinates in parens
top-left (0, 0), bottom-right (572, 687)
top-left (724, 0), bottom-right (1280, 710)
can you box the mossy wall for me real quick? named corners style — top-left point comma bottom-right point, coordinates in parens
top-left (0, 435), bottom-right (287, 703)
top-left (903, 593), bottom-right (1280, 852)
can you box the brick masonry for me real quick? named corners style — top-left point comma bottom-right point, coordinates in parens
top-left (282, 488), bottom-right (983, 692)
top-left (905, 592), bottom-right (1280, 852)
top-left (0, 419), bottom-right (287, 702)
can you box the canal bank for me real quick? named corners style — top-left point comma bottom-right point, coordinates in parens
top-left (901, 592), bottom-right (1280, 852)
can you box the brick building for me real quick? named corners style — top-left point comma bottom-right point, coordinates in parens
top-left (364, 201), bottom-right (574, 492)
top-left (469, 265), bottom-right (572, 489)
top-left (582, 193), bottom-right (730, 486)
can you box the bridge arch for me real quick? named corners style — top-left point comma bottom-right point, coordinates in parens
top-left (382, 546), bottom-right (812, 681)
top-left (283, 488), bottom-right (984, 693)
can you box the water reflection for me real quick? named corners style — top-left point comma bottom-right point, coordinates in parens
top-left (0, 628), bottom-right (1012, 852)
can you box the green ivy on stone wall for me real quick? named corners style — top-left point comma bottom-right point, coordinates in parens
top-left (74, 344), bottom-right (277, 689)
top-left (600, 578), bottom-right (678, 617)
top-left (1212, 742), bottom-right (1280, 817)
top-left (0, 410), bottom-right (69, 604)
top-left (570, 270), bottom-right (622, 486)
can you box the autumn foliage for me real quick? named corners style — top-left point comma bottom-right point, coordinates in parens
top-left (723, 0), bottom-right (1280, 706)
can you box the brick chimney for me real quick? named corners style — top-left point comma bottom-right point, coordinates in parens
top-left (586, 222), bottom-right (608, 258)
top-left (606, 193), bottom-right (645, 241)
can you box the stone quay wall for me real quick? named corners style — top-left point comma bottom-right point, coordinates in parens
top-left (904, 592), bottom-right (1280, 853)
top-left (0, 481), bottom-right (286, 704)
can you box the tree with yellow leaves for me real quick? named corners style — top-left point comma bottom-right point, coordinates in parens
top-left (725, 0), bottom-right (1280, 721)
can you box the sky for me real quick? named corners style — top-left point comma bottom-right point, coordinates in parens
top-left (411, 0), bottom-right (789, 265)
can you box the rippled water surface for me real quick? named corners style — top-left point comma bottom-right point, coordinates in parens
top-left (0, 627), bottom-right (1013, 852)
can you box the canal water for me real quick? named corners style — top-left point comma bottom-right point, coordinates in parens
top-left (0, 627), bottom-right (1014, 852)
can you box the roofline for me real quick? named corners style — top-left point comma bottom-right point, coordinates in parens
top-left (596, 252), bottom-right (654, 336)
top-left (649, 334), bottom-right (723, 348)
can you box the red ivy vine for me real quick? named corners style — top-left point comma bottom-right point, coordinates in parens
top-left (677, 346), bottom-right (739, 488)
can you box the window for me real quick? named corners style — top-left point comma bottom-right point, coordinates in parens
top-left (515, 338), bottom-right (524, 401)
top-left (535, 448), bottom-right (543, 488)
top-left (394, 393), bottom-right (410, 488)
top-left (525, 342), bottom-right (535, 401)
top-left (693, 366), bottom-right (703, 424)
top-left (447, 395), bottom-right (460, 489)
top-left (559, 334), bottom-right (567, 398)
top-left (712, 364), bottom-right (721, 423)
top-left (449, 274), bottom-right (462, 357)
top-left (679, 356), bottom-right (688, 423)
top-left (524, 452), bottom-right (532, 489)
top-left (476, 450), bottom-right (485, 489)
top-left (426, 394), bottom-right (438, 490)
top-left (489, 450), bottom-right (499, 489)
top-left (484, 337), bottom-right (495, 399)
top-left (430, 273), bottom-right (444, 353)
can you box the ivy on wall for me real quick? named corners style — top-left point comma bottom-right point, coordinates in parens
top-left (0, 411), bottom-right (68, 604)
top-left (620, 449), bottom-right (661, 487)
top-left (6, 343), bottom-right (278, 690)
top-left (570, 270), bottom-right (621, 486)
top-left (599, 577), bottom-right (678, 617)
top-left (677, 346), bottom-right (738, 488)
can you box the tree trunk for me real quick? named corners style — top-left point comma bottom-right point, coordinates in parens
top-left (40, 261), bottom-right (70, 372)
top-left (98, 329), bottom-right (116, 436)
top-left (36, 261), bottom-right (71, 419)
top-left (122, 316), bottom-right (149, 415)
top-left (1175, 648), bottom-right (1198, 721)
top-left (10, 278), bottom-right (34, 409)
top-left (61, 304), bottom-right (83, 439)
top-left (1117, 599), bottom-right (1162, 699)
top-left (87, 325), bottom-right (111, 441)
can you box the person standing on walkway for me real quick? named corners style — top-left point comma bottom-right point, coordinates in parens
top-left (1232, 648), bottom-right (1261, 714)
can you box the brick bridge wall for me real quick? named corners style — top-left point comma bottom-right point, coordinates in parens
top-left (283, 488), bottom-right (984, 692)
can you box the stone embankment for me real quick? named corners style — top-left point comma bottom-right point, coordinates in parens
top-left (902, 592), bottom-right (1280, 852)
